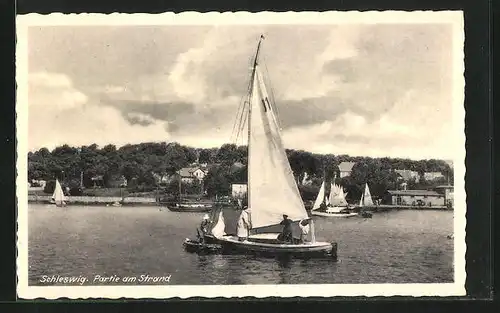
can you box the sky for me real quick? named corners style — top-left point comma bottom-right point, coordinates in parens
top-left (26, 23), bottom-right (458, 160)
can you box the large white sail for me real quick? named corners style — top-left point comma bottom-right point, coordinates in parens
top-left (52, 179), bottom-right (67, 206)
top-left (359, 183), bottom-right (374, 206)
top-left (329, 183), bottom-right (347, 207)
top-left (312, 181), bottom-right (326, 211)
top-left (328, 183), bottom-right (338, 205)
top-left (247, 65), bottom-right (308, 228)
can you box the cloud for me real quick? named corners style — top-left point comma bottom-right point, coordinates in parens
top-left (29, 72), bottom-right (88, 110)
top-left (282, 89), bottom-right (453, 159)
top-left (26, 24), bottom-right (457, 159)
top-left (28, 72), bottom-right (170, 151)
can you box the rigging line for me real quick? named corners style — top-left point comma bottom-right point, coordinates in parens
top-left (231, 93), bottom-right (249, 143)
top-left (235, 100), bottom-right (248, 144)
top-left (238, 101), bottom-right (250, 144)
top-left (231, 55), bottom-right (255, 144)
top-left (236, 99), bottom-right (250, 144)
top-left (235, 57), bottom-right (257, 144)
top-left (230, 94), bottom-right (246, 143)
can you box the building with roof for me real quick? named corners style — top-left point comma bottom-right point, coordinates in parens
top-left (434, 185), bottom-right (454, 207)
top-left (338, 162), bottom-right (355, 178)
top-left (177, 167), bottom-right (208, 183)
top-left (395, 169), bottom-right (420, 183)
top-left (383, 189), bottom-right (445, 206)
top-left (423, 171), bottom-right (445, 181)
top-left (231, 183), bottom-right (247, 199)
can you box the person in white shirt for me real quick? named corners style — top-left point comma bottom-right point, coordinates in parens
top-left (298, 219), bottom-right (310, 243)
top-left (236, 206), bottom-right (252, 241)
top-left (197, 214), bottom-right (211, 243)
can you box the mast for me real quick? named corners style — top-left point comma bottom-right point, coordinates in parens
top-left (323, 164), bottom-right (327, 204)
top-left (247, 35), bottom-right (264, 209)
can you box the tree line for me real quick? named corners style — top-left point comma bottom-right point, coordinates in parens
top-left (28, 142), bottom-right (453, 201)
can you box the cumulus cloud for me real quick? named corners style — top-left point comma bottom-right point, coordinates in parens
top-left (28, 72), bottom-right (170, 151)
top-left (29, 72), bottom-right (88, 110)
top-left (26, 24), bottom-right (458, 159)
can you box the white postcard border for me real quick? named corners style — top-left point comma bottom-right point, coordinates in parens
top-left (16, 11), bottom-right (466, 299)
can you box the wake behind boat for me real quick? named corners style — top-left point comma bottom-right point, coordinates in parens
top-left (189, 35), bottom-right (337, 259)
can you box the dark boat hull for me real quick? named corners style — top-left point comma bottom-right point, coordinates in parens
top-left (203, 234), bottom-right (338, 260)
top-left (166, 204), bottom-right (213, 213)
top-left (183, 239), bottom-right (223, 254)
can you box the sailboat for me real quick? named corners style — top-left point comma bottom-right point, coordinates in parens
top-left (167, 172), bottom-right (212, 213)
top-left (51, 179), bottom-right (67, 207)
top-left (202, 36), bottom-right (337, 258)
top-left (310, 180), bottom-right (358, 218)
top-left (358, 183), bottom-right (374, 218)
top-left (359, 183), bottom-right (374, 207)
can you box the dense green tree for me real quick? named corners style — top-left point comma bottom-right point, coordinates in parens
top-left (27, 142), bottom-right (454, 199)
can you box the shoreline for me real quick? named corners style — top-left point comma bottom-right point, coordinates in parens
top-left (27, 195), bottom-right (159, 206)
top-left (27, 195), bottom-right (453, 211)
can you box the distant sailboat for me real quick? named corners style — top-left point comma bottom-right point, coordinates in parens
top-left (357, 183), bottom-right (374, 218)
top-left (51, 179), bottom-right (67, 207)
top-left (311, 180), bottom-right (357, 218)
top-left (359, 183), bottom-right (374, 207)
top-left (167, 172), bottom-right (212, 213)
top-left (203, 35), bottom-right (337, 258)
top-left (311, 181), bottom-right (327, 211)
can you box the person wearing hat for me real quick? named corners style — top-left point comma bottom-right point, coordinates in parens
top-left (278, 214), bottom-right (293, 244)
top-left (236, 206), bottom-right (252, 242)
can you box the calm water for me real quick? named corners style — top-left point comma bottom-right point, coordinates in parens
top-left (28, 204), bottom-right (454, 285)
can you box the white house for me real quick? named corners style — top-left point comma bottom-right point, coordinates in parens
top-left (423, 172), bottom-right (445, 181)
top-left (338, 162), bottom-right (355, 178)
top-left (395, 169), bottom-right (420, 183)
top-left (178, 167), bottom-right (208, 183)
top-left (231, 183), bottom-right (247, 198)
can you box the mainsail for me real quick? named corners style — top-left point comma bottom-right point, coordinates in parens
top-left (52, 179), bottom-right (67, 206)
top-left (359, 183), bottom-right (374, 206)
top-left (247, 63), bottom-right (308, 228)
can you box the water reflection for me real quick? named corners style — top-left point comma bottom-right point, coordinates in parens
top-left (276, 255), bottom-right (292, 269)
top-left (29, 205), bottom-right (454, 285)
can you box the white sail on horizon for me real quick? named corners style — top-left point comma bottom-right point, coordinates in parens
top-left (359, 183), bottom-right (374, 206)
top-left (247, 65), bottom-right (308, 228)
top-left (329, 183), bottom-right (348, 207)
top-left (52, 179), bottom-right (67, 206)
top-left (312, 181), bottom-right (326, 211)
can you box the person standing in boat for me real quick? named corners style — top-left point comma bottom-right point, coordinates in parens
top-left (279, 214), bottom-right (293, 244)
top-left (237, 206), bottom-right (252, 242)
top-left (197, 214), bottom-right (211, 243)
top-left (298, 219), bottom-right (310, 243)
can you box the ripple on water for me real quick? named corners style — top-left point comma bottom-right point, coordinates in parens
top-left (28, 205), bottom-right (454, 285)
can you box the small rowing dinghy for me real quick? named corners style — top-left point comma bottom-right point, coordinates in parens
top-left (183, 238), bottom-right (223, 254)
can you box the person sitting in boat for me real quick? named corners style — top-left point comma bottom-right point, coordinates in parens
top-left (319, 202), bottom-right (327, 211)
top-left (298, 219), bottom-right (310, 243)
top-left (236, 206), bottom-right (252, 242)
top-left (278, 214), bottom-right (293, 244)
